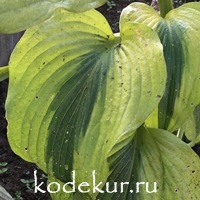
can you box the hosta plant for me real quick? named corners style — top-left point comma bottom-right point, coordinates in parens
top-left (0, 0), bottom-right (200, 199)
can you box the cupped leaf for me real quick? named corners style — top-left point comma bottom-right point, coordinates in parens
top-left (6, 8), bottom-right (166, 196)
top-left (0, 0), bottom-right (107, 33)
top-left (120, 3), bottom-right (163, 30)
top-left (121, 2), bottom-right (200, 131)
top-left (182, 103), bottom-right (200, 145)
top-left (73, 21), bottom-right (166, 199)
top-left (97, 126), bottom-right (200, 200)
top-left (0, 66), bottom-right (9, 81)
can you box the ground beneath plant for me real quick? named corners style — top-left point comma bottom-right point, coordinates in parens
top-left (0, 1), bottom-right (200, 200)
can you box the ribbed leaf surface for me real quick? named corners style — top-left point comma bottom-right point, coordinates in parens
top-left (97, 127), bottom-right (200, 200)
top-left (121, 2), bottom-right (200, 131)
top-left (6, 8), bottom-right (166, 193)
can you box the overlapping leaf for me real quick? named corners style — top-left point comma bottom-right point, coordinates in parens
top-left (121, 2), bottom-right (200, 131)
top-left (97, 126), bottom-right (200, 200)
top-left (182, 103), bottom-right (200, 145)
top-left (0, 0), bottom-right (107, 33)
top-left (6, 7), bottom-right (166, 194)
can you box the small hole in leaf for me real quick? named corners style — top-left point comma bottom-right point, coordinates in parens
top-left (25, 148), bottom-right (28, 151)
top-left (116, 43), bottom-right (121, 48)
top-left (192, 170), bottom-right (195, 173)
top-left (35, 96), bottom-right (39, 99)
top-left (175, 189), bottom-right (178, 193)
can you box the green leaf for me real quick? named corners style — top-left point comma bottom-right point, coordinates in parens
top-left (121, 2), bottom-right (200, 131)
top-left (0, 66), bottom-right (9, 81)
top-left (97, 126), bottom-right (200, 200)
top-left (0, 162), bottom-right (8, 167)
top-left (47, 176), bottom-right (91, 200)
top-left (0, 0), bottom-right (107, 33)
top-left (0, 168), bottom-right (8, 174)
top-left (6, 8), bottom-right (166, 196)
top-left (182, 103), bottom-right (200, 145)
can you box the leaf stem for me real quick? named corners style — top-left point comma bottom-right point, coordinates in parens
top-left (177, 128), bottom-right (184, 139)
top-left (188, 141), bottom-right (196, 148)
top-left (0, 66), bottom-right (9, 81)
top-left (158, 0), bottom-right (174, 18)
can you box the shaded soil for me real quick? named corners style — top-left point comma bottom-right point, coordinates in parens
top-left (98, 0), bottom-right (151, 33)
top-left (0, 1), bottom-right (200, 200)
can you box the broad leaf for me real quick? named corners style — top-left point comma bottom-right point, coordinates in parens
top-left (6, 7), bottom-right (166, 191)
top-left (97, 126), bottom-right (200, 200)
top-left (182, 103), bottom-right (200, 145)
top-left (0, 0), bottom-right (107, 33)
top-left (121, 2), bottom-right (200, 131)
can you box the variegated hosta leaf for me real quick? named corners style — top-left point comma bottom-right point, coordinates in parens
top-left (182, 103), bottom-right (200, 145)
top-left (120, 2), bottom-right (200, 131)
top-left (48, 177), bottom-right (91, 200)
top-left (0, 0), bottom-right (107, 33)
top-left (6, 8), bottom-right (166, 197)
top-left (97, 126), bottom-right (200, 200)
